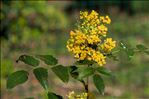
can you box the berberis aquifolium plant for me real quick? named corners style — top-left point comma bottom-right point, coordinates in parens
top-left (6, 10), bottom-right (149, 99)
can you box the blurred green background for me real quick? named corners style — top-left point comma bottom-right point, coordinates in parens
top-left (1, 1), bottom-right (149, 99)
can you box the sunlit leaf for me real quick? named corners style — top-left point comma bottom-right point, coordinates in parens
top-left (93, 74), bottom-right (105, 95)
top-left (96, 67), bottom-right (113, 76)
top-left (48, 92), bottom-right (63, 99)
top-left (52, 65), bottom-right (69, 83)
top-left (16, 55), bottom-right (39, 67)
top-left (36, 55), bottom-right (58, 65)
top-left (7, 70), bottom-right (29, 89)
top-left (78, 67), bottom-right (94, 80)
top-left (33, 67), bottom-right (49, 90)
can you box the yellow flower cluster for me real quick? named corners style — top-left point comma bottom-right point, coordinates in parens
top-left (101, 38), bottom-right (116, 52)
top-left (67, 91), bottom-right (88, 99)
top-left (100, 15), bottom-right (111, 24)
top-left (80, 10), bottom-right (100, 27)
top-left (67, 10), bottom-right (116, 66)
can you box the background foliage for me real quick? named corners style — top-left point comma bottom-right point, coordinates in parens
top-left (1, 0), bottom-right (149, 99)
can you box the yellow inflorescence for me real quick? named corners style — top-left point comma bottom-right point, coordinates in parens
top-left (100, 15), bottom-right (111, 24)
top-left (67, 10), bottom-right (116, 66)
top-left (101, 38), bottom-right (116, 53)
top-left (67, 91), bottom-right (88, 99)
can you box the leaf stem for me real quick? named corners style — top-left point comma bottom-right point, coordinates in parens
top-left (80, 64), bottom-right (91, 99)
top-left (80, 80), bottom-right (88, 92)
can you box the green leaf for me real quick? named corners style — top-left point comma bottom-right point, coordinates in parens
top-left (33, 67), bottom-right (49, 90)
top-left (16, 55), bottom-right (39, 67)
top-left (119, 41), bottom-right (127, 50)
top-left (145, 51), bottom-right (149, 55)
top-left (78, 67), bottom-right (94, 80)
top-left (96, 67), bottom-right (112, 76)
top-left (75, 59), bottom-right (94, 65)
top-left (93, 74), bottom-right (105, 95)
top-left (107, 53), bottom-right (118, 61)
top-left (7, 70), bottom-right (29, 89)
top-left (69, 66), bottom-right (79, 79)
top-left (48, 92), bottom-right (63, 99)
top-left (119, 41), bottom-right (135, 60)
top-left (69, 66), bottom-right (78, 72)
top-left (126, 48), bottom-right (135, 60)
top-left (136, 44), bottom-right (148, 51)
top-left (52, 65), bottom-right (69, 83)
top-left (36, 55), bottom-right (58, 65)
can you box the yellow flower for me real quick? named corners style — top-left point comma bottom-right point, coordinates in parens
top-left (80, 10), bottom-right (100, 28)
top-left (67, 91), bottom-right (88, 99)
top-left (87, 35), bottom-right (101, 44)
top-left (100, 15), bottom-right (111, 24)
top-left (98, 25), bottom-right (108, 36)
top-left (67, 10), bottom-right (116, 66)
top-left (101, 38), bottom-right (116, 52)
top-left (91, 50), bottom-right (106, 66)
top-left (80, 11), bottom-right (88, 19)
